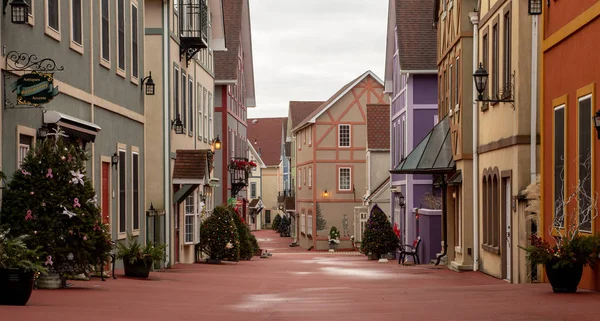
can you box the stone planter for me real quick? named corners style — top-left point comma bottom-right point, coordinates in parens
top-left (0, 268), bottom-right (35, 305)
top-left (206, 258), bottom-right (222, 264)
top-left (36, 270), bottom-right (61, 289)
top-left (545, 262), bottom-right (584, 293)
top-left (124, 260), bottom-right (152, 279)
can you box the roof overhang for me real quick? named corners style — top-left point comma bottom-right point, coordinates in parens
top-left (215, 80), bottom-right (237, 85)
top-left (241, 0), bottom-right (255, 107)
top-left (172, 149), bottom-right (208, 184)
top-left (208, 0), bottom-right (226, 51)
top-left (173, 184), bottom-right (199, 205)
top-left (247, 139), bottom-right (267, 168)
top-left (399, 69), bottom-right (438, 74)
top-left (44, 111), bottom-right (101, 143)
top-left (383, 0), bottom-right (396, 94)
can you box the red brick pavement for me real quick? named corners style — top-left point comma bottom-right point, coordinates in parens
top-left (2, 230), bottom-right (599, 321)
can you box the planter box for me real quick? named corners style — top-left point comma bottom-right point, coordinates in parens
top-left (124, 260), bottom-right (153, 278)
top-left (0, 268), bottom-right (35, 305)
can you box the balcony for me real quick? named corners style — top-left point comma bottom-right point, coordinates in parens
top-left (179, 0), bottom-right (208, 66)
top-left (277, 190), bottom-right (295, 212)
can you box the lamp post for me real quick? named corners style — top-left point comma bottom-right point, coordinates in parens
top-left (9, 0), bottom-right (29, 24)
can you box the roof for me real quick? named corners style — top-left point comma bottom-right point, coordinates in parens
top-left (214, 0), bottom-right (255, 106)
top-left (390, 116), bottom-right (455, 174)
top-left (248, 198), bottom-right (260, 208)
top-left (247, 139), bottom-right (267, 169)
top-left (172, 150), bottom-right (208, 182)
top-left (367, 177), bottom-right (391, 202)
top-left (292, 70), bottom-right (384, 132)
top-left (289, 101), bottom-right (323, 129)
top-left (247, 117), bottom-right (286, 166)
top-left (367, 104), bottom-right (390, 150)
top-left (396, 0), bottom-right (437, 71)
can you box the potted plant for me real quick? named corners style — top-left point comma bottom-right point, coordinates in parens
top-left (116, 234), bottom-right (166, 278)
top-left (0, 229), bottom-right (47, 305)
top-left (328, 226), bottom-right (341, 250)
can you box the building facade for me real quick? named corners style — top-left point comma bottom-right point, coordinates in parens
top-left (384, 0), bottom-right (439, 257)
top-left (144, 0), bottom-right (225, 265)
top-left (213, 0), bottom-right (255, 211)
top-left (541, 0), bottom-right (600, 291)
top-left (247, 139), bottom-right (266, 230)
top-left (2, 0), bottom-right (146, 261)
top-left (293, 71), bottom-right (388, 250)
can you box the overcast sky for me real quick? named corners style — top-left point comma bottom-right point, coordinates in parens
top-left (247, 0), bottom-right (388, 119)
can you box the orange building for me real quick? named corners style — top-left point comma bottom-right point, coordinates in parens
top-left (541, 0), bottom-right (600, 291)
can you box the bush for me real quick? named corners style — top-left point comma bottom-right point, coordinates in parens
top-left (278, 215), bottom-right (290, 236)
top-left (230, 206), bottom-right (254, 260)
top-left (249, 233), bottom-right (260, 255)
top-left (272, 214), bottom-right (282, 231)
top-left (360, 204), bottom-right (398, 259)
top-left (199, 206), bottom-right (240, 261)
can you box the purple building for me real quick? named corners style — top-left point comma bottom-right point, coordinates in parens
top-left (384, 0), bottom-right (440, 261)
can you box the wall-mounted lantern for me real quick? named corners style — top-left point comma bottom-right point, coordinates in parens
top-left (111, 152), bottom-right (119, 168)
top-left (141, 72), bottom-right (155, 95)
top-left (473, 63), bottom-right (515, 106)
top-left (593, 111), bottom-right (600, 139)
top-left (398, 192), bottom-right (406, 208)
top-left (528, 0), bottom-right (543, 15)
top-left (212, 135), bottom-right (221, 151)
top-left (9, 0), bottom-right (29, 24)
top-left (323, 189), bottom-right (329, 198)
top-left (171, 114), bottom-right (184, 134)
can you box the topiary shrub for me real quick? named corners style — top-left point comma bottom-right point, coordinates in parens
top-left (272, 214), bottom-right (282, 231)
top-left (360, 204), bottom-right (398, 259)
top-left (230, 206), bottom-right (254, 260)
top-left (199, 205), bottom-right (240, 261)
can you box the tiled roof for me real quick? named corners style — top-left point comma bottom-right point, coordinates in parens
top-left (214, 0), bottom-right (243, 81)
top-left (289, 101), bottom-right (323, 129)
top-left (248, 198), bottom-right (260, 208)
top-left (247, 117), bottom-right (286, 166)
top-left (172, 150), bottom-right (208, 181)
top-left (367, 104), bottom-right (390, 150)
top-left (396, 0), bottom-right (437, 71)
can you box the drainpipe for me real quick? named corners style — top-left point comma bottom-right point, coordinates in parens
top-left (162, 0), bottom-right (171, 267)
top-left (469, 11), bottom-right (480, 272)
top-left (531, 15), bottom-right (538, 183)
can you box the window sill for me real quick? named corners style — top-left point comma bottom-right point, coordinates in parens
top-left (45, 26), bottom-right (61, 42)
top-left (70, 41), bottom-right (84, 55)
top-left (131, 76), bottom-right (139, 86)
top-left (131, 230), bottom-right (140, 237)
top-left (100, 58), bottom-right (111, 70)
top-left (482, 244), bottom-right (500, 255)
top-left (118, 232), bottom-right (127, 240)
top-left (27, 15), bottom-right (34, 26)
top-left (183, 242), bottom-right (195, 246)
top-left (117, 69), bottom-right (126, 79)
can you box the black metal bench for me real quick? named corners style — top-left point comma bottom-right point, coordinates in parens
top-left (398, 236), bottom-right (421, 265)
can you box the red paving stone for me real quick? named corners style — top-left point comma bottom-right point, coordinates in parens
top-left (2, 230), bottom-right (600, 321)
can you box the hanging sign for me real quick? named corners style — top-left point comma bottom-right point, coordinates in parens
top-left (10, 71), bottom-right (59, 106)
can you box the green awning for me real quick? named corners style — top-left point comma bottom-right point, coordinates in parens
top-left (390, 115), bottom-right (455, 174)
top-left (173, 184), bottom-right (199, 205)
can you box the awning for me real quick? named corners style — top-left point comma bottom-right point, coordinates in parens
top-left (173, 184), bottom-right (198, 205)
top-left (448, 170), bottom-right (462, 186)
top-left (172, 149), bottom-right (208, 184)
top-left (44, 111), bottom-right (101, 143)
top-left (390, 115), bottom-right (455, 174)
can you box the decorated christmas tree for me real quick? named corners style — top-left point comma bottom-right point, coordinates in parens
top-left (0, 128), bottom-right (112, 278)
top-left (360, 204), bottom-right (398, 259)
top-left (199, 205), bottom-right (240, 261)
top-left (272, 214), bottom-right (281, 231)
top-left (231, 206), bottom-right (254, 260)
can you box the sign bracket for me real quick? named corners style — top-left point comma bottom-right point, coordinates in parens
top-left (3, 50), bottom-right (64, 110)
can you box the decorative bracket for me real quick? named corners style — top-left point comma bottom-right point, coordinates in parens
top-left (477, 72), bottom-right (515, 109)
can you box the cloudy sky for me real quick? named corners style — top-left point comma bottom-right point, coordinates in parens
top-left (247, 0), bottom-right (389, 119)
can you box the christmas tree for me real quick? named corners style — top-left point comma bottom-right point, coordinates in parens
top-left (360, 204), bottom-right (398, 259)
top-left (231, 206), bottom-right (253, 260)
top-left (316, 202), bottom-right (327, 231)
top-left (272, 214), bottom-right (281, 231)
top-left (199, 205), bottom-right (240, 261)
top-left (0, 128), bottom-right (112, 277)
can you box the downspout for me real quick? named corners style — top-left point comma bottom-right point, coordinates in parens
top-left (162, 0), bottom-right (171, 267)
top-left (531, 14), bottom-right (539, 183)
top-left (469, 10), bottom-right (480, 272)
top-left (435, 176), bottom-right (448, 265)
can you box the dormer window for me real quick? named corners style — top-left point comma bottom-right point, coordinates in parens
top-left (179, 0), bottom-right (208, 66)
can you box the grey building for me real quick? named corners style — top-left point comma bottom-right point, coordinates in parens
top-left (1, 0), bottom-right (147, 250)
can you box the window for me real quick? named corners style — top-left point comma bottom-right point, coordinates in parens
top-left (454, 188), bottom-right (461, 247)
top-left (303, 167), bottom-right (307, 185)
top-left (449, 64), bottom-right (453, 108)
top-left (101, 0), bottom-right (110, 62)
top-left (208, 93), bottom-right (213, 141)
top-left (18, 134), bottom-right (32, 168)
top-left (184, 194), bottom-right (195, 244)
top-left (308, 127), bottom-right (312, 145)
top-left (250, 183), bottom-right (257, 198)
top-left (204, 89), bottom-right (209, 140)
top-left (131, 2), bottom-right (139, 79)
top-left (401, 116), bottom-right (406, 158)
top-left (24, 0), bottom-right (33, 25)
top-left (198, 84), bottom-right (203, 139)
top-left (307, 212), bottom-right (313, 236)
top-left (308, 167), bottom-right (312, 188)
top-left (71, 0), bottom-right (82, 46)
top-left (482, 170), bottom-right (499, 250)
top-left (338, 124), bottom-right (350, 147)
top-left (189, 77), bottom-right (194, 134)
top-left (298, 169), bottom-right (301, 188)
top-left (117, 0), bottom-right (125, 71)
top-left (182, 73), bottom-right (187, 129)
top-left (174, 67), bottom-right (179, 119)
top-left (578, 96), bottom-right (592, 232)
top-left (554, 105), bottom-right (565, 228)
top-left (339, 167), bottom-right (351, 191)
top-left (298, 133), bottom-right (301, 149)
top-left (48, 0), bottom-right (59, 31)
top-left (300, 211), bottom-right (306, 234)
top-left (503, 12), bottom-right (511, 93)
top-left (482, 33), bottom-right (489, 107)
top-left (265, 210), bottom-right (271, 224)
top-left (455, 57), bottom-right (460, 109)
top-left (492, 24), bottom-right (499, 97)
top-left (132, 152), bottom-right (140, 231)
top-left (119, 149), bottom-right (126, 234)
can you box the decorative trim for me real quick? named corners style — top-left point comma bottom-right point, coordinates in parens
top-left (543, 1), bottom-right (600, 52)
top-left (478, 134), bottom-right (540, 154)
top-left (479, 0), bottom-right (509, 27)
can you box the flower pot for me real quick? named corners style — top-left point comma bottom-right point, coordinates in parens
top-left (544, 262), bottom-right (584, 293)
top-left (36, 270), bottom-right (61, 289)
top-left (206, 258), bottom-right (221, 264)
top-left (329, 243), bottom-right (338, 250)
top-left (0, 268), bottom-right (35, 305)
top-left (123, 260), bottom-right (152, 279)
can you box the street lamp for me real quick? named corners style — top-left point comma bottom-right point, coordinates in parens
top-left (171, 114), bottom-right (184, 134)
top-left (528, 0), bottom-right (543, 15)
top-left (594, 111), bottom-right (600, 139)
top-left (10, 0), bottom-right (29, 24)
top-left (141, 72), bottom-right (155, 95)
top-left (473, 63), bottom-right (489, 101)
